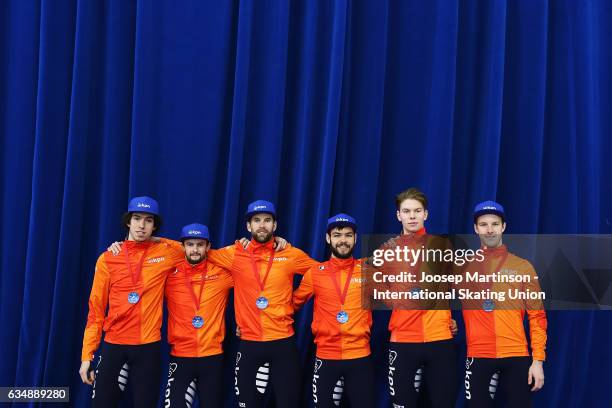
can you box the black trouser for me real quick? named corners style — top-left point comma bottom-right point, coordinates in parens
top-left (234, 336), bottom-right (302, 408)
top-left (163, 353), bottom-right (224, 407)
top-left (464, 356), bottom-right (532, 408)
top-left (91, 340), bottom-right (161, 408)
top-left (311, 355), bottom-right (375, 408)
top-left (388, 339), bottom-right (458, 408)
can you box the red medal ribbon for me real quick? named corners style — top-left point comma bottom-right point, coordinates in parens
top-left (327, 259), bottom-right (356, 306)
top-left (397, 233), bottom-right (426, 288)
top-left (249, 246), bottom-right (275, 293)
top-left (182, 261), bottom-right (209, 313)
top-left (483, 247), bottom-right (509, 275)
top-left (477, 246), bottom-right (509, 290)
top-left (124, 242), bottom-right (150, 290)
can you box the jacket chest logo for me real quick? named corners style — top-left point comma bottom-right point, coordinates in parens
top-left (256, 256), bottom-right (287, 262)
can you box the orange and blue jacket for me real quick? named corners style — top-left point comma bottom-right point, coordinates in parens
top-left (461, 245), bottom-right (547, 360)
top-left (81, 240), bottom-right (183, 361)
top-left (208, 239), bottom-right (317, 341)
top-left (165, 258), bottom-right (233, 357)
top-left (293, 257), bottom-right (372, 360)
top-left (379, 228), bottom-right (453, 343)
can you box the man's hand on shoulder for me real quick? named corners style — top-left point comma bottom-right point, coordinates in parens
top-left (274, 236), bottom-right (288, 250)
top-left (237, 236), bottom-right (289, 251)
top-left (108, 241), bottom-right (122, 256)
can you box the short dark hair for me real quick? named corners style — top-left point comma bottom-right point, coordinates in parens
top-left (122, 212), bottom-right (162, 231)
top-left (395, 188), bottom-right (428, 210)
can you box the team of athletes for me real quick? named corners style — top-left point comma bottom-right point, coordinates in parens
top-left (80, 189), bottom-right (547, 407)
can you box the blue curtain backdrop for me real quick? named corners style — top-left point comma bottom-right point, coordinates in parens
top-left (1, 0), bottom-right (612, 406)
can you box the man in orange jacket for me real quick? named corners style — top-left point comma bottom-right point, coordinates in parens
top-left (207, 200), bottom-right (318, 407)
top-left (293, 213), bottom-right (374, 408)
top-left (79, 196), bottom-right (183, 407)
top-left (163, 223), bottom-right (233, 408)
top-left (462, 201), bottom-right (546, 407)
top-left (379, 188), bottom-right (458, 408)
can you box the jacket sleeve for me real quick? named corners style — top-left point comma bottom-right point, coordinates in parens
top-left (220, 267), bottom-right (234, 289)
top-left (367, 254), bottom-right (398, 309)
top-left (207, 244), bottom-right (236, 271)
top-left (527, 308), bottom-right (547, 361)
top-left (81, 254), bottom-right (110, 361)
top-left (293, 268), bottom-right (315, 311)
top-left (524, 261), bottom-right (547, 361)
top-left (292, 246), bottom-right (318, 275)
top-left (159, 238), bottom-right (185, 264)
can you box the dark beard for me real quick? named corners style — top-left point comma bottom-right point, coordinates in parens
top-left (187, 254), bottom-right (204, 264)
top-left (330, 245), bottom-right (353, 259)
top-left (252, 231), bottom-right (273, 244)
